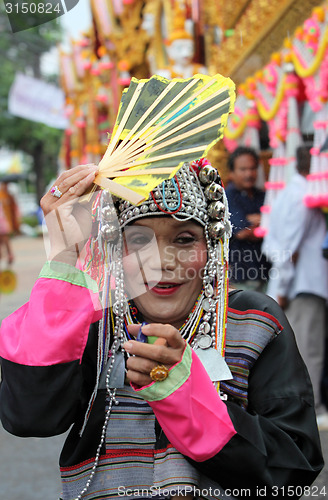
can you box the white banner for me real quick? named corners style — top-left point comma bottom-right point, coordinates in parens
top-left (8, 73), bottom-right (68, 129)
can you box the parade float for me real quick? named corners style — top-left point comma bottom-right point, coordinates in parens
top-left (59, 0), bottom-right (328, 228)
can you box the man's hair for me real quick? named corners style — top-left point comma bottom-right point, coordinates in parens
top-left (227, 146), bottom-right (259, 171)
top-left (296, 146), bottom-right (311, 175)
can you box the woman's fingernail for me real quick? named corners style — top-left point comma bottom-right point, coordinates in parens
top-left (142, 324), bottom-right (150, 332)
top-left (124, 341), bottom-right (134, 352)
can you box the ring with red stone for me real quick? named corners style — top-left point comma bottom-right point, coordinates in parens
top-left (50, 185), bottom-right (63, 199)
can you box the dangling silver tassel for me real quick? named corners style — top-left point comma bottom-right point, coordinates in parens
top-left (192, 177), bottom-right (232, 384)
top-left (76, 192), bottom-right (126, 497)
top-left (79, 191), bottom-right (124, 436)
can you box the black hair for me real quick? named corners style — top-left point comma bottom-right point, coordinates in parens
top-left (227, 146), bottom-right (259, 171)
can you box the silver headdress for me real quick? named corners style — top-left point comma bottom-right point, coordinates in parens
top-left (104, 160), bottom-right (230, 231)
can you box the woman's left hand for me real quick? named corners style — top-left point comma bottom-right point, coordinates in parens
top-left (124, 324), bottom-right (186, 387)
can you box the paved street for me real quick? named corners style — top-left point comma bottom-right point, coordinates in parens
top-left (0, 236), bottom-right (65, 500)
top-left (0, 236), bottom-right (327, 500)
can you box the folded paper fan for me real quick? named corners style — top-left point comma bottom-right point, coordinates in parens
top-left (94, 73), bottom-right (235, 204)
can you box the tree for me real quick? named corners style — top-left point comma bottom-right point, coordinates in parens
top-left (0, 7), bottom-right (64, 201)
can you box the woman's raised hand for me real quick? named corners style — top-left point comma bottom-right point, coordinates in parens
top-left (40, 164), bottom-right (98, 265)
top-left (124, 323), bottom-right (186, 387)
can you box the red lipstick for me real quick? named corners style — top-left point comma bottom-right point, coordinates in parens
top-left (150, 282), bottom-right (181, 296)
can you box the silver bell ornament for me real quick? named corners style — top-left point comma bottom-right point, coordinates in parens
top-left (100, 223), bottom-right (119, 242)
top-left (204, 182), bottom-right (224, 201)
top-left (102, 206), bottom-right (117, 223)
top-left (208, 221), bottom-right (226, 240)
top-left (199, 165), bottom-right (218, 184)
top-left (208, 200), bottom-right (225, 220)
top-left (102, 190), bottom-right (113, 204)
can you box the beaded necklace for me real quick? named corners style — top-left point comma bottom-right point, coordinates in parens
top-left (124, 290), bottom-right (206, 346)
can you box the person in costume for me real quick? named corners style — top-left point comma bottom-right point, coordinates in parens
top-left (0, 158), bottom-right (323, 500)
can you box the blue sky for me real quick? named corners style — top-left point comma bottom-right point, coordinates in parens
top-left (42, 0), bottom-right (92, 74)
top-left (61, 0), bottom-right (92, 45)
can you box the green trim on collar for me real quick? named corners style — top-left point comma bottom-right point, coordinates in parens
top-left (39, 261), bottom-right (98, 293)
top-left (135, 343), bottom-right (192, 402)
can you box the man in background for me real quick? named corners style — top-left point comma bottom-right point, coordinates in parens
top-left (226, 146), bottom-right (270, 291)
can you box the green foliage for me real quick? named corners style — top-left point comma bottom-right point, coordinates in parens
top-left (21, 214), bottom-right (39, 228)
top-left (0, 7), bottom-right (64, 199)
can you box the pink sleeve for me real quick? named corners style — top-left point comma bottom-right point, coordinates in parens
top-left (133, 345), bottom-right (236, 461)
top-left (0, 272), bottom-right (102, 367)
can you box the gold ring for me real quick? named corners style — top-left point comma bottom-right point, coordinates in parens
top-left (150, 364), bottom-right (169, 382)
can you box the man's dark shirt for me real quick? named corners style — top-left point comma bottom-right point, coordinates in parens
top-left (225, 182), bottom-right (270, 283)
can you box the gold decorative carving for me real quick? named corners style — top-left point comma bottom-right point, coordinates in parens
top-left (208, 0), bottom-right (324, 84)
